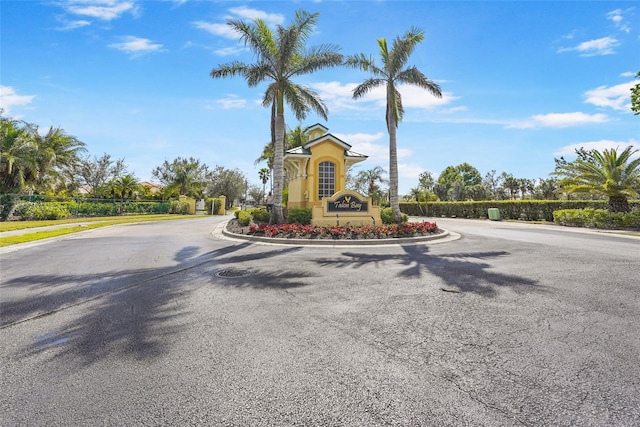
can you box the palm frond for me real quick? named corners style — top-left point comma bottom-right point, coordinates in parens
top-left (210, 61), bottom-right (252, 79)
top-left (396, 67), bottom-right (443, 98)
top-left (282, 84), bottom-right (311, 121)
top-left (352, 78), bottom-right (385, 99)
top-left (292, 10), bottom-right (319, 46)
top-left (388, 27), bottom-right (424, 75)
top-left (293, 84), bottom-right (329, 121)
top-left (291, 47), bottom-right (343, 77)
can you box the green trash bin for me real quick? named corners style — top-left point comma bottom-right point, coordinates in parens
top-left (488, 208), bottom-right (500, 221)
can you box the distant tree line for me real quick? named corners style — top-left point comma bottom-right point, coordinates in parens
top-left (405, 164), bottom-right (562, 203)
top-left (1, 112), bottom-right (249, 219)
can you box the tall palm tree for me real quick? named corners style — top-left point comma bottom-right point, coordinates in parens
top-left (346, 27), bottom-right (442, 223)
top-left (554, 146), bottom-right (640, 212)
top-left (258, 167), bottom-right (270, 202)
top-left (28, 124), bottom-right (86, 191)
top-left (0, 117), bottom-right (37, 220)
top-left (211, 10), bottom-right (343, 224)
top-left (0, 117), bottom-right (37, 194)
top-left (152, 157), bottom-right (208, 198)
top-left (109, 174), bottom-right (141, 214)
top-left (354, 166), bottom-right (388, 198)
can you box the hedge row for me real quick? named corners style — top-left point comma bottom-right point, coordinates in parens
top-left (554, 208), bottom-right (640, 230)
top-left (400, 200), bottom-right (640, 221)
top-left (12, 200), bottom-right (175, 219)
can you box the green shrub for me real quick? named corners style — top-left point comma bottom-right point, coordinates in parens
top-left (120, 201), bottom-right (170, 214)
top-left (250, 207), bottom-right (270, 223)
top-left (169, 200), bottom-right (190, 214)
top-left (400, 200), bottom-right (640, 221)
top-left (68, 201), bottom-right (117, 216)
top-left (19, 202), bottom-right (71, 220)
top-left (287, 207), bottom-right (312, 225)
top-left (237, 210), bottom-right (252, 226)
top-left (553, 208), bottom-right (640, 229)
top-left (12, 201), bottom-right (35, 219)
top-left (611, 211), bottom-right (640, 228)
top-left (381, 207), bottom-right (408, 224)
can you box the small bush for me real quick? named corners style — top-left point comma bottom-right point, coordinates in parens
top-left (237, 210), bottom-right (252, 226)
top-left (169, 200), bottom-right (190, 214)
top-left (12, 201), bottom-right (36, 219)
top-left (287, 207), bottom-right (312, 225)
top-left (381, 207), bottom-right (408, 224)
top-left (250, 208), bottom-right (271, 223)
top-left (553, 208), bottom-right (640, 230)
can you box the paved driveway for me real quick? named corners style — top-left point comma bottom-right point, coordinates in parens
top-left (1, 217), bottom-right (639, 426)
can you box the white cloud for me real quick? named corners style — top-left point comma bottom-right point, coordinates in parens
top-left (439, 106), bottom-right (469, 114)
top-left (554, 139), bottom-right (639, 157)
top-left (401, 88), bottom-right (459, 109)
top-left (63, 0), bottom-right (139, 21)
top-left (397, 163), bottom-right (427, 182)
top-left (216, 95), bottom-right (246, 109)
top-left (56, 19), bottom-right (91, 31)
top-left (557, 36), bottom-right (619, 56)
top-left (108, 36), bottom-right (164, 56)
top-left (607, 9), bottom-right (631, 33)
top-left (227, 6), bottom-right (285, 26)
top-left (333, 132), bottom-right (413, 163)
top-left (310, 81), bottom-right (456, 113)
top-left (214, 46), bottom-right (247, 56)
top-left (309, 81), bottom-right (362, 112)
top-left (192, 21), bottom-right (239, 39)
top-left (584, 80), bottom-right (635, 111)
top-left (0, 86), bottom-right (35, 114)
top-left (348, 84), bottom-right (454, 109)
top-left (510, 112), bottom-right (609, 129)
top-left (193, 7), bottom-right (284, 44)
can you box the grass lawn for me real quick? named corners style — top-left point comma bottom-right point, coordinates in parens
top-left (0, 214), bottom-right (203, 247)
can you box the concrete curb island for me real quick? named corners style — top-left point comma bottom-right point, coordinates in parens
top-left (214, 221), bottom-right (460, 247)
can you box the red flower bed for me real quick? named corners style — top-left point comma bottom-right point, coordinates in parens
top-left (247, 221), bottom-right (439, 240)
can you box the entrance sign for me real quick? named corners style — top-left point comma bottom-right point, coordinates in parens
top-left (327, 194), bottom-right (369, 212)
top-left (313, 190), bottom-right (380, 227)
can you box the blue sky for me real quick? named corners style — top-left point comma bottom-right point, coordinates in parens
top-left (2, 1), bottom-right (638, 194)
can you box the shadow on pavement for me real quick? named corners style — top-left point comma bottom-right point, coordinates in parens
top-left (3, 242), bottom-right (306, 366)
top-left (313, 244), bottom-right (538, 297)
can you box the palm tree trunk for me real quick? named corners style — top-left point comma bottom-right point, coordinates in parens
top-left (270, 104), bottom-right (286, 225)
top-left (387, 113), bottom-right (402, 224)
top-left (608, 195), bottom-right (629, 213)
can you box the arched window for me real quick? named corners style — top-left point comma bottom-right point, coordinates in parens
top-left (318, 161), bottom-right (335, 199)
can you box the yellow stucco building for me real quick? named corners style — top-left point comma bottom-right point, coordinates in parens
top-left (284, 124), bottom-right (382, 226)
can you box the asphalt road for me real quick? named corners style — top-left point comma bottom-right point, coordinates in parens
top-left (1, 216), bottom-right (639, 426)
